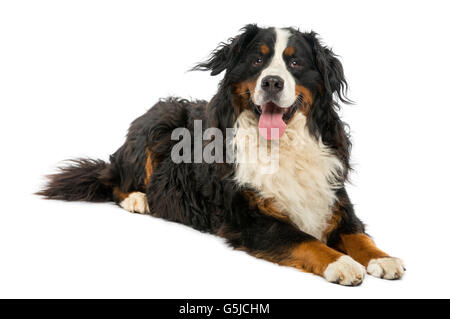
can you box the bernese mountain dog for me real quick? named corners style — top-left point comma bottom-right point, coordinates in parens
top-left (38, 24), bottom-right (405, 285)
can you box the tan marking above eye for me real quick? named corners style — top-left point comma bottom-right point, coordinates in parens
top-left (284, 46), bottom-right (295, 56)
top-left (260, 44), bottom-right (270, 54)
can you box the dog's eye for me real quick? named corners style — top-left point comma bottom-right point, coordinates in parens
top-left (289, 59), bottom-right (300, 69)
top-left (253, 57), bottom-right (263, 66)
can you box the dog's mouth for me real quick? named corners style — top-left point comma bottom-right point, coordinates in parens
top-left (251, 99), bottom-right (300, 140)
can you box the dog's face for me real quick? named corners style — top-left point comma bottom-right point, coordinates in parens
top-left (195, 25), bottom-right (348, 140)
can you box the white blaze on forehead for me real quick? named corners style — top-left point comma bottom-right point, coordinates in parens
top-left (254, 28), bottom-right (297, 108)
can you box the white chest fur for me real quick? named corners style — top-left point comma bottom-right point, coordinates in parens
top-left (232, 110), bottom-right (343, 241)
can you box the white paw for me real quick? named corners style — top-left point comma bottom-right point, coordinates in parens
top-left (119, 192), bottom-right (149, 214)
top-left (367, 257), bottom-right (405, 280)
top-left (323, 255), bottom-right (366, 286)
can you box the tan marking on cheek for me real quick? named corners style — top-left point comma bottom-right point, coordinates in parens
top-left (260, 44), bottom-right (270, 54)
top-left (284, 46), bottom-right (295, 56)
top-left (233, 80), bottom-right (257, 112)
top-left (295, 85), bottom-right (314, 115)
top-left (245, 81), bottom-right (257, 99)
top-left (339, 233), bottom-right (390, 267)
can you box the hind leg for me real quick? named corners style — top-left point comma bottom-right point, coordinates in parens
top-left (110, 144), bottom-right (155, 215)
top-left (113, 187), bottom-right (149, 214)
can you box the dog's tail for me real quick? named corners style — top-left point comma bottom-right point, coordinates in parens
top-left (37, 158), bottom-right (117, 202)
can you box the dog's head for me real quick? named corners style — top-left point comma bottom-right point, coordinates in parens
top-left (194, 24), bottom-right (350, 140)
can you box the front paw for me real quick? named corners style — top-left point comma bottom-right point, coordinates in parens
top-left (323, 255), bottom-right (366, 286)
top-left (367, 257), bottom-right (405, 280)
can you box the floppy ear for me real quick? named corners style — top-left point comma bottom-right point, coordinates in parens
top-left (306, 32), bottom-right (351, 104)
top-left (192, 24), bottom-right (259, 76)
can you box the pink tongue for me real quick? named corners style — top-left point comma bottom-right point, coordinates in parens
top-left (258, 103), bottom-right (286, 140)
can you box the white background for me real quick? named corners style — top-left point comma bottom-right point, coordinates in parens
top-left (1, 0), bottom-right (449, 298)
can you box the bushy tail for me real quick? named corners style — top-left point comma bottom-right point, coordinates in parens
top-left (37, 158), bottom-right (116, 202)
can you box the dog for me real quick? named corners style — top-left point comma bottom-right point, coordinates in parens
top-left (38, 24), bottom-right (405, 285)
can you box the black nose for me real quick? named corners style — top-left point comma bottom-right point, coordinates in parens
top-left (261, 75), bottom-right (284, 94)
